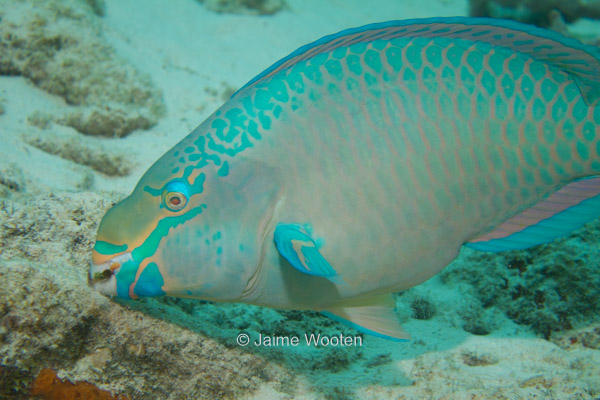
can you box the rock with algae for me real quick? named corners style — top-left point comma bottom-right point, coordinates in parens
top-left (0, 0), bottom-right (164, 137)
top-left (468, 0), bottom-right (600, 46)
top-left (0, 162), bottom-right (26, 198)
top-left (469, 0), bottom-right (600, 27)
top-left (439, 219), bottom-right (600, 339)
top-left (22, 131), bottom-right (132, 177)
top-left (0, 179), bottom-right (597, 399)
top-left (0, 191), bottom-right (380, 398)
top-left (0, 192), bottom-right (289, 399)
top-left (31, 368), bottom-right (130, 400)
top-left (197, 0), bottom-right (287, 15)
top-left (1, 193), bottom-right (599, 399)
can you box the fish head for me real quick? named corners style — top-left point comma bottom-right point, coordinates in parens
top-left (89, 132), bottom-right (282, 302)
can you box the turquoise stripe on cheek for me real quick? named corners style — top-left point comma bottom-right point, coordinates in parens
top-left (116, 258), bottom-right (139, 298)
top-left (134, 263), bottom-right (166, 297)
top-left (94, 241), bottom-right (128, 255)
top-left (131, 204), bottom-right (206, 262)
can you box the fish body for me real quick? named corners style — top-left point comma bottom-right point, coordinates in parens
top-left (90, 17), bottom-right (600, 340)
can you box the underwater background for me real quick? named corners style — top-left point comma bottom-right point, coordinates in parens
top-left (0, 0), bottom-right (599, 398)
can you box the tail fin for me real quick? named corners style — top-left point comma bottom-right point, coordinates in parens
top-left (467, 177), bottom-right (600, 252)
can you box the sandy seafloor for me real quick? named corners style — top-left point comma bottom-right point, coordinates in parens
top-left (1, 0), bottom-right (600, 399)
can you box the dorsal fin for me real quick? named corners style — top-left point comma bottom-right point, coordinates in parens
top-left (232, 17), bottom-right (600, 105)
top-left (467, 177), bottom-right (600, 252)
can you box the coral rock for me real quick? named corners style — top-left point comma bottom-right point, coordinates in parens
top-left (31, 368), bottom-right (130, 400)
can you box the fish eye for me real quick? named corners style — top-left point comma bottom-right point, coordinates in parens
top-left (162, 181), bottom-right (189, 212)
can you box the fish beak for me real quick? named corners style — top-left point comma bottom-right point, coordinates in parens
top-left (88, 252), bottom-right (132, 296)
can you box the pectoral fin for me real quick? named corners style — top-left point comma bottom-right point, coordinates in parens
top-left (322, 294), bottom-right (410, 342)
top-left (274, 223), bottom-right (338, 280)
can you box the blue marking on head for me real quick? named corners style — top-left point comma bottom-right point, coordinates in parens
top-left (193, 135), bottom-right (223, 165)
top-left (144, 185), bottom-right (162, 196)
top-left (218, 161), bottom-right (229, 177)
top-left (165, 180), bottom-right (190, 197)
top-left (130, 204), bottom-right (207, 265)
top-left (259, 112), bottom-right (271, 129)
top-left (116, 258), bottom-right (139, 298)
top-left (134, 262), bottom-right (166, 297)
top-left (254, 89), bottom-right (274, 110)
top-left (247, 120), bottom-right (261, 140)
top-left (94, 241), bottom-right (128, 255)
top-left (190, 173), bottom-right (205, 194)
top-left (216, 246), bottom-right (223, 267)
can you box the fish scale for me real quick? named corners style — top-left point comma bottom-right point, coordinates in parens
top-left (231, 37), bottom-right (574, 289)
top-left (90, 17), bottom-right (600, 340)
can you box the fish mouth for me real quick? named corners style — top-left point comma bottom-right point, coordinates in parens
top-left (88, 252), bottom-right (132, 296)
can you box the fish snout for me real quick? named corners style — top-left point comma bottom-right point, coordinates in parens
top-left (88, 252), bottom-right (132, 296)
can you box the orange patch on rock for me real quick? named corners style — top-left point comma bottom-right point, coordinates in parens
top-left (31, 368), bottom-right (131, 400)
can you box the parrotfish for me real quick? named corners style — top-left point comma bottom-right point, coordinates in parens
top-left (89, 17), bottom-right (600, 341)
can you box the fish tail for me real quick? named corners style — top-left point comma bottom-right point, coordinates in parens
top-left (467, 98), bottom-right (600, 252)
top-left (584, 101), bottom-right (600, 174)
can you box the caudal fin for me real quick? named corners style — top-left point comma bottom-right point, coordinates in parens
top-left (467, 177), bottom-right (600, 252)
